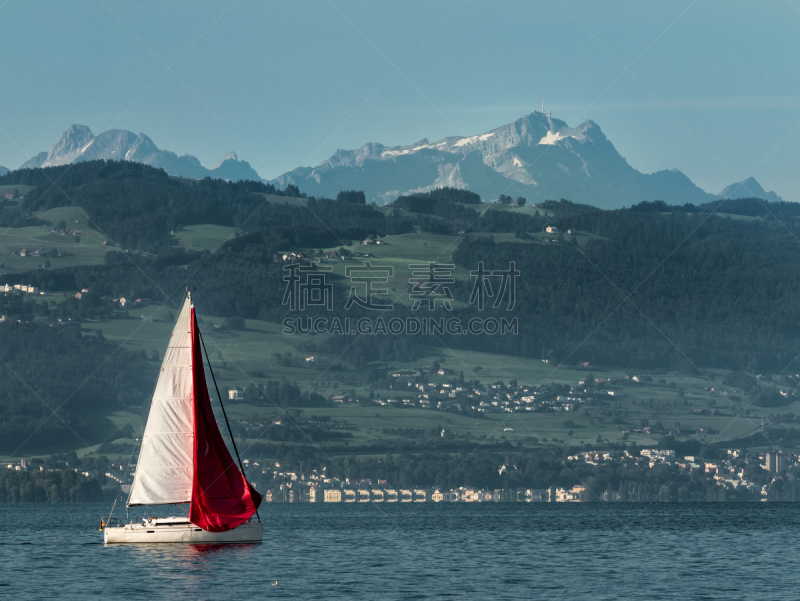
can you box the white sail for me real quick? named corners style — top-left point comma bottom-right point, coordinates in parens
top-left (128, 297), bottom-right (195, 506)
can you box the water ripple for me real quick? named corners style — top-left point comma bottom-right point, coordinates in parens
top-left (1, 503), bottom-right (799, 599)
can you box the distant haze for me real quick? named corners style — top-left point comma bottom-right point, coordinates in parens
top-left (20, 115), bottom-right (783, 208)
top-left (21, 124), bottom-right (261, 182)
top-left (0, 2), bottom-right (798, 199)
top-left (273, 112), bottom-right (782, 208)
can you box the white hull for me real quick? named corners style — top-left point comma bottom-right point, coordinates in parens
top-left (104, 518), bottom-right (262, 544)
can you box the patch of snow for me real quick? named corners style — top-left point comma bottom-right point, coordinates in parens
top-left (381, 142), bottom-right (438, 158)
top-left (513, 156), bottom-right (524, 167)
top-left (382, 148), bottom-right (414, 158)
top-left (538, 131), bottom-right (567, 145)
top-left (454, 132), bottom-right (496, 147)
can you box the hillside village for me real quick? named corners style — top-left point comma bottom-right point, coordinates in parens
top-left (229, 369), bottom-right (784, 430)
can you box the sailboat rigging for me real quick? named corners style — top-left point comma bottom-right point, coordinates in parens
top-left (104, 292), bottom-right (262, 544)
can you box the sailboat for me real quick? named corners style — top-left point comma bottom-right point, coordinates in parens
top-left (104, 292), bottom-right (262, 544)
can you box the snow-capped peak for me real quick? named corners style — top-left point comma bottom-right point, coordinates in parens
top-left (20, 126), bottom-right (262, 181)
top-left (42, 124), bottom-right (96, 167)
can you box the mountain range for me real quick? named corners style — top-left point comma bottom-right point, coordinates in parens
top-left (19, 125), bottom-right (262, 182)
top-left (272, 112), bottom-right (783, 208)
top-left (10, 115), bottom-right (784, 208)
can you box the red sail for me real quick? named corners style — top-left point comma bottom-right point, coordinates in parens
top-left (189, 308), bottom-right (262, 532)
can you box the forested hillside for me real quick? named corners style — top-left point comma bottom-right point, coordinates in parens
top-left (3, 160), bottom-right (800, 453)
top-left (4, 161), bottom-right (800, 375)
top-left (0, 323), bottom-right (156, 452)
top-left (0, 161), bottom-right (413, 252)
top-left (452, 206), bottom-right (800, 372)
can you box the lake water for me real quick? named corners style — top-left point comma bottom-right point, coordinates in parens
top-left (2, 502), bottom-right (799, 599)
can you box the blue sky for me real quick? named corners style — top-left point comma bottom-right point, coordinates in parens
top-left (1, 0), bottom-right (799, 198)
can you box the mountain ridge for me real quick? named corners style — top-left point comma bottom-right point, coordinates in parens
top-left (14, 116), bottom-right (785, 207)
top-left (19, 125), bottom-right (262, 182)
top-left (718, 177), bottom-right (782, 203)
top-left (272, 112), bottom-right (783, 208)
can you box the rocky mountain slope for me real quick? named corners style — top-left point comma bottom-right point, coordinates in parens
top-left (19, 125), bottom-right (261, 182)
top-left (273, 112), bottom-right (782, 208)
top-left (15, 116), bottom-right (783, 207)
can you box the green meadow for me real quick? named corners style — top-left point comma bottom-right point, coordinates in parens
top-left (0, 206), bottom-right (108, 274)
